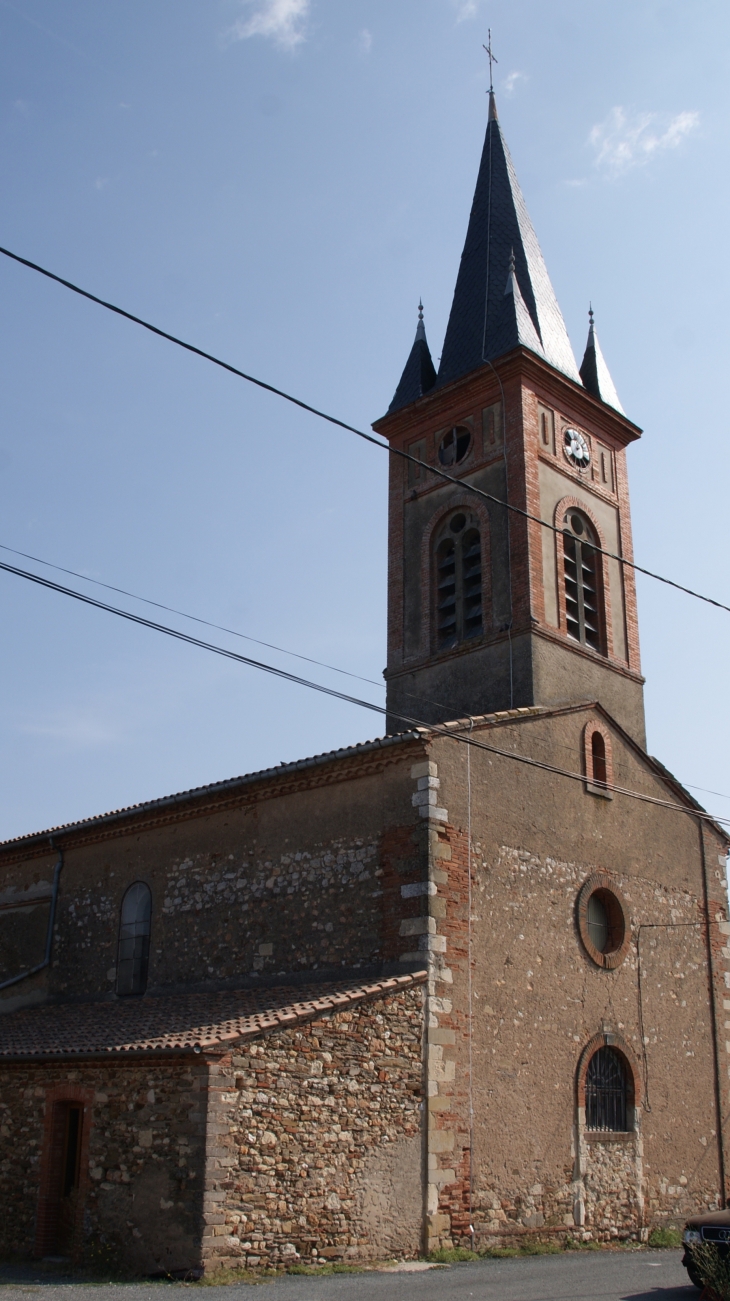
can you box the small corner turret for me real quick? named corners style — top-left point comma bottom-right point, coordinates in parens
top-left (579, 306), bottom-right (625, 415)
top-left (387, 302), bottom-right (437, 414)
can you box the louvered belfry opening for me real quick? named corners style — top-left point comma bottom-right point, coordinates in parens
top-left (435, 513), bottom-right (483, 650)
top-left (116, 881), bottom-right (152, 996)
top-left (563, 511), bottom-right (604, 653)
top-left (586, 1046), bottom-right (628, 1132)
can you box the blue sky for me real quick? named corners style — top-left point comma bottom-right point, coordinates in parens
top-left (0, 0), bottom-right (728, 841)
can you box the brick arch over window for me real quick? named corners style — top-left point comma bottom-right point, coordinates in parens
top-left (582, 719), bottom-right (614, 796)
top-left (576, 1032), bottom-right (642, 1123)
top-left (417, 495), bottom-right (492, 659)
top-left (552, 496), bottom-right (615, 660)
top-left (576, 870), bottom-right (631, 970)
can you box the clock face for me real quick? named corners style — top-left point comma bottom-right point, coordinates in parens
top-left (563, 427), bottom-right (591, 469)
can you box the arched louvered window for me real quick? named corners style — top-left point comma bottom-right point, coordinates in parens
top-left (585, 1046), bottom-right (627, 1132)
top-left (116, 882), bottom-right (151, 997)
top-left (562, 510), bottom-right (605, 653)
top-left (435, 513), bottom-right (483, 650)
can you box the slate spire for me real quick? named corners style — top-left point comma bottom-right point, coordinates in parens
top-left (579, 306), bottom-right (624, 414)
top-left (437, 94), bottom-right (581, 389)
top-left (491, 246), bottom-right (545, 360)
top-left (387, 301), bottom-right (437, 413)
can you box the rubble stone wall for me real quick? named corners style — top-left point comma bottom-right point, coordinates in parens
top-left (0, 1057), bottom-right (207, 1274)
top-left (0, 744), bottom-right (428, 1007)
top-left (200, 986), bottom-right (425, 1270)
top-left (422, 714), bottom-right (730, 1247)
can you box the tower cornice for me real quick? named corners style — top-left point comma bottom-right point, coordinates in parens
top-left (374, 346), bottom-right (642, 449)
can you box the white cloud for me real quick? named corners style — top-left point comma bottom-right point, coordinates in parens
top-left (228, 0), bottom-right (310, 50)
top-left (19, 709), bottom-right (122, 749)
top-left (589, 106), bottom-right (699, 177)
top-left (451, 0), bottom-right (479, 21)
top-left (357, 28), bottom-right (372, 55)
top-left (503, 70), bottom-right (526, 96)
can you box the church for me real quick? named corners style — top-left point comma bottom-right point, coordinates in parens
top-left (0, 90), bottom-right (728, 1276)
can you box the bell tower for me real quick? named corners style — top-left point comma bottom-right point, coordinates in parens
top-left (374, 93), bottom-right (646, 746)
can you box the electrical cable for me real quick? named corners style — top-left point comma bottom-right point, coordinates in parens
top-left (0, 553), bottom-right (728, 830)
top-left (1, 244), bottom-right (729, 619)
top-left (7, 536), bottom-right (730, 816)
top-left (0, 540), bottom-right (385, 692)
top-left (6, 536), bottom-right (729, 816)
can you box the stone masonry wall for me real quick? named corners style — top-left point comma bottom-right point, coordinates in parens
top-left (0, 748), bottom-right (429, 1007)
top-left (0, 1057), bottom-right (206, 1274)
top-left (200, 986), bottom-right (425, 1270)
top-left (397, 716), bottom-right (730, 1251)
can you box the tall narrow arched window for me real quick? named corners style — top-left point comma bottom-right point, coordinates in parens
top-left (591, 730), bottom-right (607, 785)
top-left (434, 512), bottom-right (483, 650)
top-left (562, 510), bottom-right (605, 653)
top-left (585, 1046), bottom-right (627, 1131)
top-left (116, 882), bottom-right (151, 996)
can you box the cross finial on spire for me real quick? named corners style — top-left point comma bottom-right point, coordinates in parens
top-left (483, 29), bottom-right (498, 93)
top-left (418, 299), bottom-right (424, 322)
top-left (588, 302), bottom-right (594, 327)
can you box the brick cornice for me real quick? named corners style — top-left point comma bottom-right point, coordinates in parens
top-left (0, 736), bottom-right (429, 866)
top-left (373, 348), bottom-right (642, 450)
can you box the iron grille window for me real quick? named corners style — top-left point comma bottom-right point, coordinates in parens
top-left (562, 511), bottom-right (604, 653)
top-left (435, 515), bottom-right (483, 649)
top-left (116, 882), bottom-right (151, 997)
top-left (585, 1046), bottom-right (627, 1132)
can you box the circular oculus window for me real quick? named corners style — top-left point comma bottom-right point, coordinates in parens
top-left (577, 873), bottom-right (630, 969)
top-left (439, 426), bottom-right (471, 467)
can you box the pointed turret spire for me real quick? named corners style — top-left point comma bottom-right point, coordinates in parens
top-left (387, 301), bottom-right (437, 413)
top-left (436, 95), bottom-right (581, 389)
top-left (579, 305), bottom-right (624, 414)
top-left (490, 245), bottom-right (545, 360)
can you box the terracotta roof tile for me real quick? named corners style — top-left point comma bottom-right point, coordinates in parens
top-left (0, 971), bottom-right (427, 1061)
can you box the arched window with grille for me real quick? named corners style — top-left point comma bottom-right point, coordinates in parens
top-left (562, 510), bottom-right (605, 653)
top-left (116, 882), bottom-right (152, 997)
top-left (434, 512), bottom-right (483, 650)
top-left (585, 1046), bottom-right (628, 1132)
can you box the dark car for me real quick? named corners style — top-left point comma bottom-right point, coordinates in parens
top-left (683, 1209), bottom-right (730, 1288)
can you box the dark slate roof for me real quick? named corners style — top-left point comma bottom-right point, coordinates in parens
top-left (579, 309), bottom-right (625, 414)
top-left (387, 303), bottom-right (437, 413)
top-left (490, 249), bottom-right (545, 360)
top-left (0, 971), bottom-right (427, 1059)
top-left (437, 93), bottom-right (581, 389)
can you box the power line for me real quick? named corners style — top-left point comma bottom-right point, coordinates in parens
top-left (0, 553), bottom-right (727, 830)
top-left (1, 244), bottom-right (729, 619)
top-left (0, 540), bottom-right (384, 692)
top-left (5, 536), bottom-right (730, 814)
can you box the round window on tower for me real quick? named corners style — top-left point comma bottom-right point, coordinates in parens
top-left (576, 873), bottom-right (630, 970)
top-left (438, 426), bottom-right (471, 467)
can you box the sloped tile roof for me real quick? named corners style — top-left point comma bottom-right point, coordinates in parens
top-left (0, 971), bottom-right (427, 1061)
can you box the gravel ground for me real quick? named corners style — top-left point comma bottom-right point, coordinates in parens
top-left (0, 1248), bottom-right (697, 1301)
